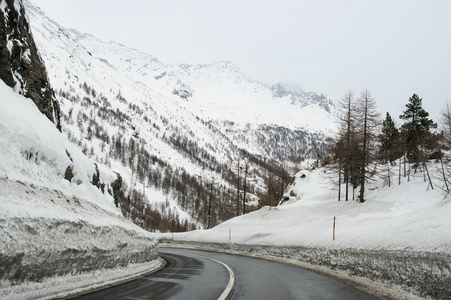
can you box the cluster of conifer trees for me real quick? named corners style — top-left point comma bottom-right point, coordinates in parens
top-left (329, 91), bottom-right (446, 202)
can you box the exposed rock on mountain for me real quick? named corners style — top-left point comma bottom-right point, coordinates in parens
top-left (0, 0), bottom-right (61, 130)
top-left (271, 83), bottom-right (334, 113)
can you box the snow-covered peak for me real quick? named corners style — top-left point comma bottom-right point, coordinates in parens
top-left (71, 30), bottom-right (165, 73)
top-left (66, 27), bottom-right (336, 132)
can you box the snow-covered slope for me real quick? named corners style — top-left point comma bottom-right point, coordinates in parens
top-left (0, 0), bottom-right (61, 129)
top-left (0, 80), bottom-right (115, 212)
top-left (169, 167), bottom-right (451, 252)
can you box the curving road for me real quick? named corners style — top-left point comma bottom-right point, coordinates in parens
top-left (69, 247), bottom-right (380, 300)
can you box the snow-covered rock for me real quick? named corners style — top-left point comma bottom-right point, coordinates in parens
top-left (0, 0), bottom-right (61, 129)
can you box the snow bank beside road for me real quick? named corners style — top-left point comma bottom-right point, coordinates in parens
top-left (0, 180), bottom-right (161, 299)
top-left (2, 254), bottom-right (164, 300)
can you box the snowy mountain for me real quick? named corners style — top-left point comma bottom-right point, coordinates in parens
top-left (65, 25), bottom-right (336, 159)
top-left (69, 30), bottom-right (335, 132)
top-left (2, 1), bottom-right (450, 299)
top-left (23, 0), bottom-right (336, 230)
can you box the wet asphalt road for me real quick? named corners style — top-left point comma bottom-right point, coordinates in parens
top-left (69, 247), bottom-right (380, 300)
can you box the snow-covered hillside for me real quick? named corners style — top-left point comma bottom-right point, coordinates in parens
top-left (0, 80), bottom-right (116, 214)
top-left (69, 28), bottom-right (335, 159)
top-left (172, 167), bottom-right (451, 251)
top-left (23, 0), bottom-right (336, 230)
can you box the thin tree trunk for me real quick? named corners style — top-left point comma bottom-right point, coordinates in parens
top-left (441, 157), bottom-right (449, 192)
top-left (344, 164), bottom-right (349, 201)
top-left (359, 100), bottom-right (368, 203)
top-left (424, 162), bottom-right (434, 190)
top-left (408, 162), bottom-right (410, 182)
top-left (345, 93), bottom-right (352, 201)
top-left (423, 163), bottom-right (426, 182)
top-left (387, 161), bottom-right (391, 187)
top-left (207, 182), bottom-right (213, 229)
top-left (243, 163), bottom-right (248, 214)
top-left (338, 158), bottom-right (342, 201)
top-left (404, 153), bottom-right (407, 178)
top-left (346, 179), bottom-right (349, 201)
top-left (236, 158), bottom-right (240, 216)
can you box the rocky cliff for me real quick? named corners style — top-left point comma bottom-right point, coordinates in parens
top-left (0, 0), bottom-right (60, 130)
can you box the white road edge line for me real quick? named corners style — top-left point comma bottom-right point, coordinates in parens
top-left (199, 256), bottom-right (235, 300)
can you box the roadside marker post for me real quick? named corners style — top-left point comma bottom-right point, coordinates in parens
top-left (142, 182), bottom-right (146, 229)
top-left (229, 228), bottom-right (231, 241)
top-left (333, 216), bottom-right (336, 241)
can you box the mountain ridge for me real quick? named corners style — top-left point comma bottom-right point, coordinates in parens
top-left (66, 25), bottom-right (336, 132)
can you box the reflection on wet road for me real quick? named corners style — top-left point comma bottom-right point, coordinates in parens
top-left (68, 250), bottom-right (229, 300)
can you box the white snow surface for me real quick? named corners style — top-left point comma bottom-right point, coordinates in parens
top-left (166, 168), bottom-right (451, 253)
top-left (0, 81), bottom-right (117, 214)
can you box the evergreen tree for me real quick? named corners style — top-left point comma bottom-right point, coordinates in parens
top-left (380, 112), bottom-right (400, 162)
top-left (379, 112), bottom-right (400, 186)
top-left (399, 94), bottom-right (437, 163)
top-left (111, 173), bottom-right (123, 208)
top-left (91, 163), bottom-right (101, 188)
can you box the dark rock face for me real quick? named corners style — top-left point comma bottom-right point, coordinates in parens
top-left (0, 0), bottom-right (61, 131)
top-left (271, 83), bottom-right (334, 113)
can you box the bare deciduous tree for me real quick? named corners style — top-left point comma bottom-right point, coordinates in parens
top-left (356, 90), bottom-right (380, 203)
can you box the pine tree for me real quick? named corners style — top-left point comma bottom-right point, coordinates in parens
top-left (379, 112), bottom-right (400, 186)
top-left (399, 94), bottom-right (437, 164)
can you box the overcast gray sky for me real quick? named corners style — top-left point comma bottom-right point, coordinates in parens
top-left (31, 0), bottom-right (451, 122)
